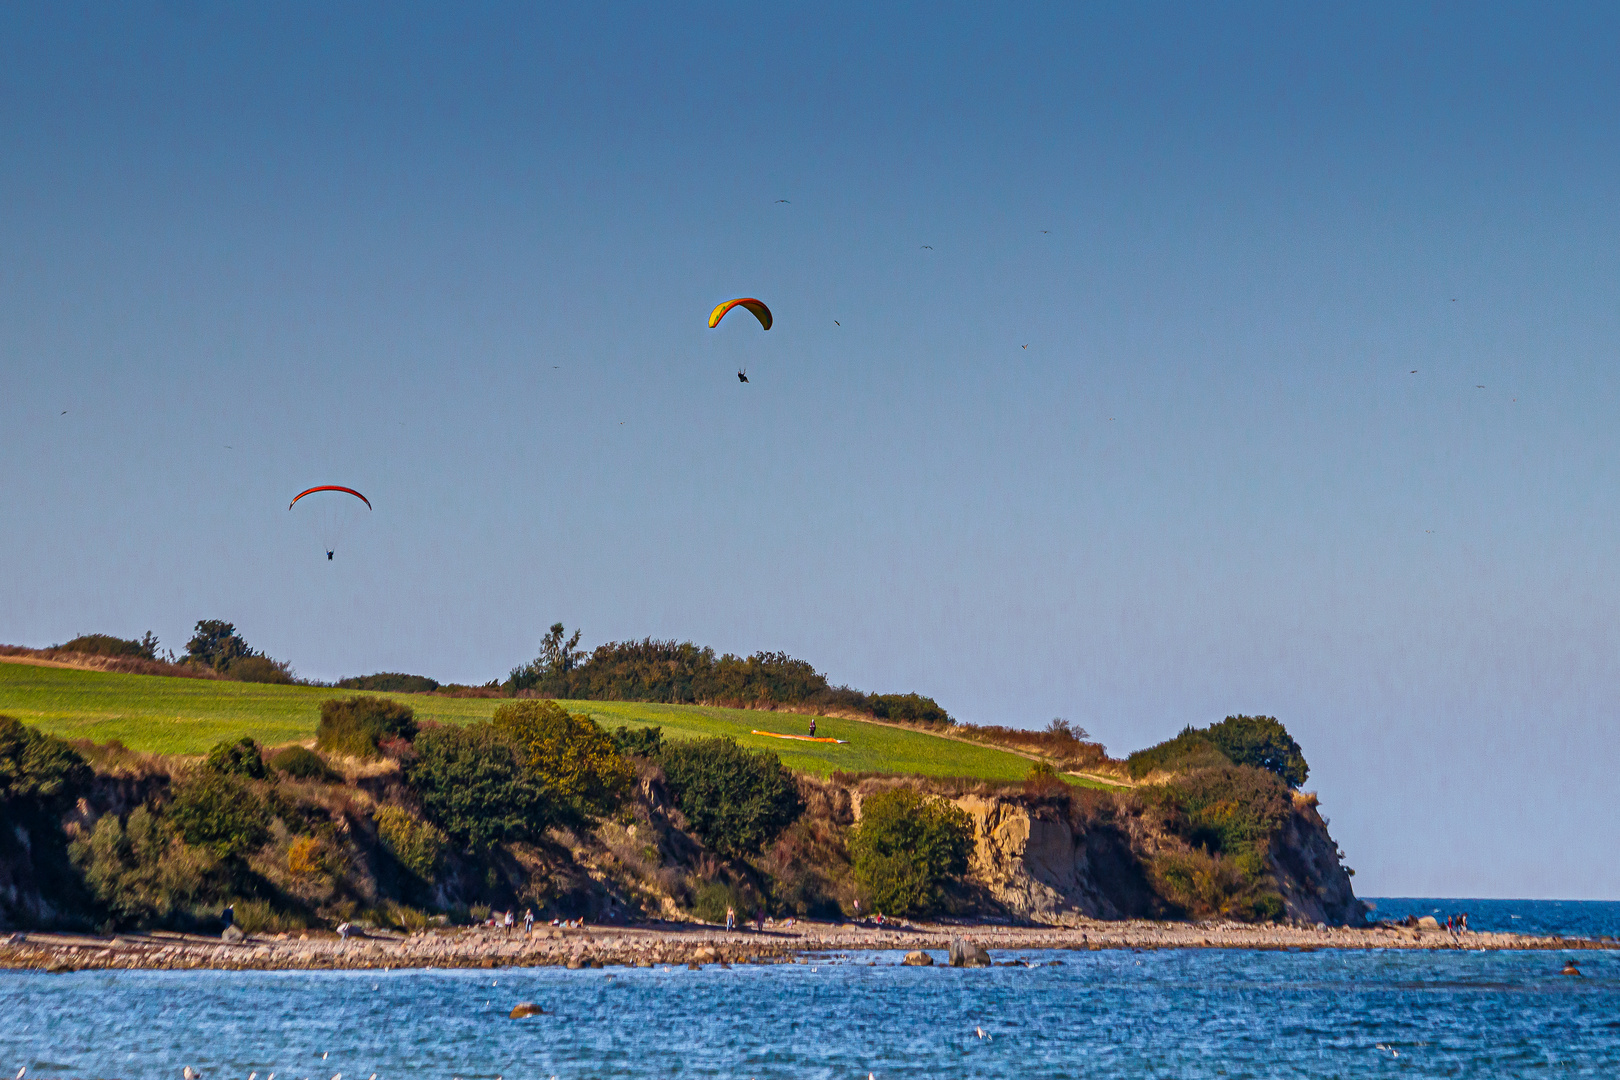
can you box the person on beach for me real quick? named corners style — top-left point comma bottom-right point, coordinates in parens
top-left (726, 905), bottom-right (736, 931)
top-left (755, 907), bottom-right (765, 932)
top-left (221, 903), bottom-right (234, 930)
top-left (337, 921), bottom-right (351, 940)
top-left (524, 908), bottom-right (535, 935)
top-left (853, 898), bottom-right (861, 922)
top-left (504, 909), bottom-right (515, 931)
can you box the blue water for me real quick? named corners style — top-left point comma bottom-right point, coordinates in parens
top-left (1365, 897), bottom-right (1620, 939)
top-left (3, 901), bottom-right (1616, 1079)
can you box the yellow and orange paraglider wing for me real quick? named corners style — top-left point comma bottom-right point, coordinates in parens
top-left (707, 298), bottom-right (773, 331)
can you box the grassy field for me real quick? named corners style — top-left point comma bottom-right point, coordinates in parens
top-left (0, 659), bottom-right (1056, 782)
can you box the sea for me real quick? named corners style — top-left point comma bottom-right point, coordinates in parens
top-left (3, 899), bottom-right (1617, 1079)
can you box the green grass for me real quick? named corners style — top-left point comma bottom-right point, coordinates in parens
top-left (0, 659), bottom-right (1047, 782)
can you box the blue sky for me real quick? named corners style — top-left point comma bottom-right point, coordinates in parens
top-left (4, 2), bottom-right (1619, 898)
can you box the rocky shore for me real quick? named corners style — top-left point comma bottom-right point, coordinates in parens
top-left (3, 918), bottom-right (1613, 974)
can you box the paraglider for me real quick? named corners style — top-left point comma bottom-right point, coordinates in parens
top-left (709, 298), bottom-right (771, 384)
top-left (289, 486), bottom-right (371, 559)
top-left (708, 297), bottom-right (772, 331)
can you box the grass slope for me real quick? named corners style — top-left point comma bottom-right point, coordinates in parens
top-left (0, 659), bottom-right (1040, 781)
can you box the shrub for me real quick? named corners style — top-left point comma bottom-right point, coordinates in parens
top-left (316, 696), bottom-right (418, 758)
top-left (1142, 763), bottom-right (1293, 921)
top-left (404, 723), bottom-right (556, 850)
top-left (656, 737), bottom-right (804, 858)
top-left (866, 693), bottom-right (952, 724)
top-left (205, 737), bottom-right (268, 780)
top-left (847, 788), bottom-right (973, 917)
top-left (231, 898), bottom-right (308, 934)
top-left (286, 835), bottom-right (324, 876)
top-left (166, 770), bottom-right (271, 860)
top-left (375, 804), bottom-right (447, 881)
top-left (225, 655), bottom-right (297, 685)
top-left (0, 715), bottom-right (92, 814)
top-left (689, 878), bottom-right (758, 924)
top-left (70, 805), bottom-right (224, 927)
top-left (491, 700), bottom-right (633, 817)
top-left (267, 746), bottom-right (339, 782)
top-left (1126, 727), bottom-right (1231, 779)
top-left (56, 632), bottom-right (159, 660)
top-left (612, 725), bottom-right (664, 758)
top-left (337, 672), bottom-right (441, 694)
top-left (1206, 715), bottom-right (1309, 788)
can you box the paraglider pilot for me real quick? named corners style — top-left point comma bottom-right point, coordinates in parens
top-left (327, 550), bottom-right (334, 560)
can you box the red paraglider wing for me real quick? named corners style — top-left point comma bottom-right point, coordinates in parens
top-left (289, 486), bottom-right (372, 511)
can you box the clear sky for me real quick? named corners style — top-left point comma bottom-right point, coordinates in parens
top-left (3, 2), bottom-right (1618, 899)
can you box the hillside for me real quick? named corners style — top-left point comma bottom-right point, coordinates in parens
top-left (0, 658), bottom-right (1047, 782)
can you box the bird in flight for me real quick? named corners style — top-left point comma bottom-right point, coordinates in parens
top-left (834, 320), bottom-right (840, 326)
top-left (1410, 370), bottom-right (1418, 374)
top-left (775, 199), bottom-right (790, 203)
top-left (1021, 344), bottom-right (1028, 349)
top-left (60, 410), bottom-right (67, 415)
top-left (921, 245), bottom-right (933, 249)
top-left (1476, 385), bottom-right (1485, 389)
top-left (1041, 230), bottom-right (1050, 234)
top-left (1451, 298), bottom-right (1457, 302)
top-left (737, 369), bottom-right (749, 383)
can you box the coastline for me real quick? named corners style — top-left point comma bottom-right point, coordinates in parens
top-left (4, 919), bottom-right (1614, 974)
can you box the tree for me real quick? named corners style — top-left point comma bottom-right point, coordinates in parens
top-left (166, 769), bottom-right (270, 860)
top-left (1206, 715), bottom-right (1309, 789)
top-left (506, 623), bottom-right (586, 695)
top-left (184, 620), bottom-right (255, 671)
top-left (404, 723), bottom-right (556, 850)
top-left (491, 699), bottom-right (632, 818)
top-left (57, 632), bottom-right (160, 661)
top-left (656, 737), bottom-right (803, 858)
top-left (0, 716), bottom-right (91, 815)
top-left (848, 788), bottom-right (973, 916)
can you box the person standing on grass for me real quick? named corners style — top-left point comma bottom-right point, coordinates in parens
top-left (808, 718), bottom-right (817, 737)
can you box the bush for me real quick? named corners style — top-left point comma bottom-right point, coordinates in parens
top-left (1206, 715), bottom-right (1309, 788)
top-left (689, 878), bottom-right (758, 924)
top-left (374, 804), bottom-right (447, 882)
top-left (267, 746), bottom-right (339, 782)
top-left (404, 723), bottom-right (556, 850)
top-left (316, 696), bottom-right (418, 758)
top-left (612, 725), bottom-right (664, 758)
top-left (166, 770), bottom-right (271, 860)
top-left (656, 737), bottom-right (804, 858)
top-left (70, 805), bottom-right (224, 927)
top-left (1142, 763), bottom-right (1293, 921)
top-left (866, 693), bottom-right (952, 724)
top-left (491, 700), bottom-right (633, 818)
top-left (1126, 727), bottom-right (1231, 779)
top-left (848, 788), bottom-right (973, 917)
top-left (0, 715), bottom-right (92, 814)
top-left (204, 737), bottom-right (268, 780)
top-left (338, 672), bottom-right (441, 694)
top-left (225, 655), bottom-right (297, 685)
top-left (56, 632), bottom-right (159, 660)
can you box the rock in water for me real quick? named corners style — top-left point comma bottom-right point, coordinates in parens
top-left (222, 924), bottom-right (246, 943)
top-left (902, 950), bottom-right (933, 966)
top-left (948, 938), bottom-right (992, 967)
top-left (510, 1002), bottom-right (545, 1018)
top-left (1416, 916), bottom-right (1440, 931)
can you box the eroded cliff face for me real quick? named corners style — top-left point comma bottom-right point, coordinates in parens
top-left (943, 789), bottom-right (1366, 926)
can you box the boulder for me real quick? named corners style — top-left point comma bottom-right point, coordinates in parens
top-left (948, 938), bottom-right (992, 967)
top-left (1416, 916), bottom-right (1440, 930)
top-left (902, 950), bottom-right (934, 967)
top-left (691, 946), bottom-right (717, 963)
top-left (221, 925), bottom-right (246, 943)
top-left (510, 1002), bottom-right (545, 1018)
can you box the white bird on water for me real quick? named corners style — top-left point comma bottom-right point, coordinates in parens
top-left (18, 1068), bottom-right (26, 1080)
top-left (184, 1069), bottom-right (202, 1080)
top-left (249, 1073), bottom-right (257, 1080)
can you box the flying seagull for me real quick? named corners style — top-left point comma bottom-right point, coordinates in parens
top-left (1410, 370), bottom-right (1417, 374)
top-left (834, 320), bottom-right (840, 326)
top-left (60, 410), bottom-right (67, 415)
top-left (1476, 385), bottom-right (1485, 389)
top-left (921, 245), bottom-right (933, 249)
